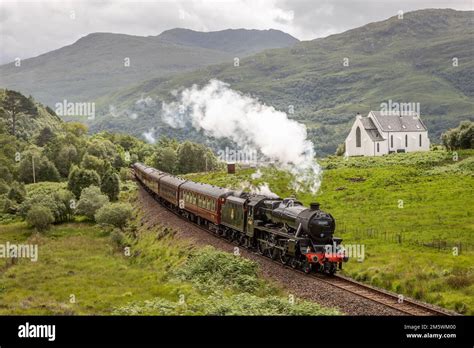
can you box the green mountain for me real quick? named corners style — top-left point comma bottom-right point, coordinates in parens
top-left (91, 9), bottom-right (474, 156)
top-left (0, 29), bottom-right (298, 107)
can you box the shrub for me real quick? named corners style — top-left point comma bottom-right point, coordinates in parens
top-left (101, 169), bottom-right (120, 201)
top-left (26, 204), bottom-right (54, 231)
top-left (446, 275), bottom-right (471, 289)
top-left (335, 142), bottom-right (345, 156)
top-left (175, 246), bottom-right (260, 293)
top-left (81, 154), bottom-right (109, 177)
top-left (119, 167), bottom-right (131, 181)
top-left (7, 181), bottom-right (26, 203)
top-left (19, 188), bottom-right (75, 223)
top-left (18, 155), bottom-right (60, 183)
top-left (0, 180), bottom-right (9, 195)
top-left (76, 186), bottom-right (109, 220)
top-left (441, 121), bottom-right (474, 150)
top-left (68, 166), bottom-right (101, 198)
top-left (95, 202), bottom-right (132, 229)
top-left (0, 166), bottom-right (13, 183)
top-left (110, 229), bottom-right (126, 248)
top-left (0, 196), bottom-right (15, 214)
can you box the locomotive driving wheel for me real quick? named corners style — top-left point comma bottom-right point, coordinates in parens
top-left (279, 250), bottom-right (289, 265)
top-left (301, 260), bottom-right (312, 274)
top-left (290, 258), bottom-right (299, 269)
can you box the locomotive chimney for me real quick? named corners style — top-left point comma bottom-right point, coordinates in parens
top-left (310, 202), bottom-right (320, 210)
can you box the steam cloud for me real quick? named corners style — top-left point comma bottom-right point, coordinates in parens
top-left (161, 79), bottom-right (321, 193)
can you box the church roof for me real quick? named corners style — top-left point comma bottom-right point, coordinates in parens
top-left (370, 111), bottom-right (427, 132)
top-left (360, 116), bottom-right (383, 141)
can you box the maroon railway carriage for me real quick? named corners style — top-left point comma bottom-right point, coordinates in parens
top-left (158, 175), bottom-right (187, 207)
top-left (179, 181), bottom-right (233, 226)
top-left (133, 163), bottom-right (164, 194)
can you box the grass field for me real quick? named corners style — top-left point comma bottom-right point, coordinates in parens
top-left (185, 150), bottom-right (474, 314)
top-left (0, 188), bottom-right (338, 316)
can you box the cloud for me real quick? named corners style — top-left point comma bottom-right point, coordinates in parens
top-left (0, 0), bottom-right (471, 64)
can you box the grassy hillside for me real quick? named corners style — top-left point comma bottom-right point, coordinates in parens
top-left (92, 9), bottom-right (474, 155)
top-left (185, 150), bottom-right (474, 314)
top-left (0, 182), bottom-right (338, 315)
top-left (0, 29), bottom-right (298, 107)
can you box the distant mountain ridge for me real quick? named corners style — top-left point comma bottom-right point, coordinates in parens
top-left (0, 28), bottom-right (299, 107)
top-left (89, 9), bottom-right (474, 156)
top-left (158, 28), bottom-right (298, 55)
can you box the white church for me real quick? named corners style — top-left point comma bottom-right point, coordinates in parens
top-left (345, 111), bottom-right (430, 157)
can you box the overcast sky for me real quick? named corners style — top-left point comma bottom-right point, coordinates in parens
top-left (0, 0), bottom-right (472, 64)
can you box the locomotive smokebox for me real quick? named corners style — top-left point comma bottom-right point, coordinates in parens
top-left (310, 202), bottom-right (320, 210)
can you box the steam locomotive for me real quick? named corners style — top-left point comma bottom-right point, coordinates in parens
top-left (132, 162), bottom-right (348, 274)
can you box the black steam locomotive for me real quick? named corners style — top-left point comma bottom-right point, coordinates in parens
top-left (133, 162), bottom-right (348, 274)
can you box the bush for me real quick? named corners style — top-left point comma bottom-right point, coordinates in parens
top-left (76, 186), bottom-right (109, 220)
top-left (0, 180), bottom-right (9, 195)
top-left (18, 155), bottom-right (60, 183)
top-left (95, 202), bottom-right (132, 229)
top-left (81, 154), bottom-right (109, 177)
top-left (26, 204), bottom-right (54, 231)
top-left (19, 188), bottom-right (75, 223)
top-left (119, 167), bottom-right (131, 181)
top-left (335, 142), bottom-right (345, 156)
top-left (7, 181), bottom-right (26, 203)
top-left (175, 246), bottom-right (260, 293)
top-left (68, 166), bottom-right (101, 198)
top-left (441, 121), bottom-right (474, 150)
top-left (0, 196), bottom-right (15, 214)
top-left (101, 169), bottom-right (120, 201)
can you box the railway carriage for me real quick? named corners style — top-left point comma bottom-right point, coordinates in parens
top-left (133, 163), bottom-right (165, 195)
top-left (158, 175), bottom-right (187, 207)
top-left (180, 181), bottom-right (232, 227)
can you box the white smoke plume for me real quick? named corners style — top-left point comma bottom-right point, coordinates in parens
top-left (161, 79), bottom-right (322, 193)
top-left (251, 182), bottom-right (279, 198)
top-left (142, 129), bottom-right (156, 144)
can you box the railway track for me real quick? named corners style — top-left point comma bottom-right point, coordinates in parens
top-left (139, 182), bottom-right (456, 316)
top-left (309, 273), bottom-right (454, 316)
